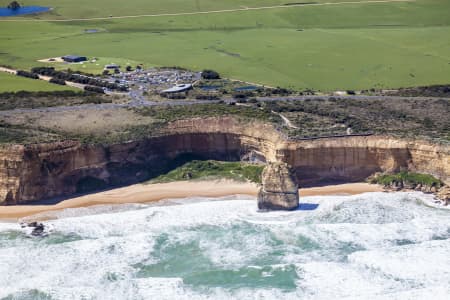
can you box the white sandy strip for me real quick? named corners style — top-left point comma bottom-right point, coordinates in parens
top-left (0, 181), bottom-right (383, 220)
top-left (0, 0), bottom-right (415, 22)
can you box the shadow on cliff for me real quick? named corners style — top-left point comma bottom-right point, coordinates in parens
top-left (24, 153), bottom-right (233, 206)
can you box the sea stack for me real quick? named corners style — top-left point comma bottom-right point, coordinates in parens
top-left (258, 162), bottom-right (299, 210)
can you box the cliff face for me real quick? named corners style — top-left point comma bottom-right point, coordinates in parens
top-left (0, 145), bottom-right (25, 204)
top-left (0, 117), bottom-right (449, 204)
top-left (281, 137), bottom-right (450, 187)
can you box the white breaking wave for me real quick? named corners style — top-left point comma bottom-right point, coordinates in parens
top-left (0, 192), bottom-right (449, 300)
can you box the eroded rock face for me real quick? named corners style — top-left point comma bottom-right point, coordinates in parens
top-left (281, 136), bottom-right (450, 187)
top-left (0, 117), bottom-right (279, 205)
top-left (258, 162), bottom-right (299, 210)
top-left (436, 186), bottom-right (450, 205)
top-left (0, 117), bottom-right (449, 205)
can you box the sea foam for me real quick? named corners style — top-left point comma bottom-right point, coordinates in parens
top-left (0, 192), bottom-right (449, 299)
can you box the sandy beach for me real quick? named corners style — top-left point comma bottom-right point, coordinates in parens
top-left (0, 181), bottom-right (382, 220)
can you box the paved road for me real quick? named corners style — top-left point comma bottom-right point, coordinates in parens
top-left (0, 0), bottom-right (414, 22)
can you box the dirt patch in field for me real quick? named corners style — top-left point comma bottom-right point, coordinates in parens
top-left (37, 57), bottom-right (65, 63)
top-left (2, 107), bottom-right (155, 135)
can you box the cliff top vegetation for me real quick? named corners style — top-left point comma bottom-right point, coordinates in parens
top-left (261, 97), bottom-right (450, 142)
top-left (0, 97), bottom-right (448, 145)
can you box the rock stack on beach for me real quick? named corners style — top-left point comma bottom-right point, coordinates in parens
top-left (258, 162), bottom-right (299, 210)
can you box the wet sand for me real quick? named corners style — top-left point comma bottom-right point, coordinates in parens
top-left (0, 181), bottom-right (382, 220)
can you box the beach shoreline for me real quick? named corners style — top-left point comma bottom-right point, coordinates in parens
top-left (0, 181), bottom-right (383, 220)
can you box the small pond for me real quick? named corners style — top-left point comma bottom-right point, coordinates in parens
top-left (0, 6), bottom-right (50, 17)
top-left (234, 86), bottom-right (259, 91)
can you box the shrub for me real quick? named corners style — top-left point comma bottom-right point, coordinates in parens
top-left (232, 91), bottom-right (254, 99)
top-left (371, 171), bottom-right (442, 188)
top-left (201, 69), bottom-right (220, 80)
top-left (160, 93), bottom-right (186, 99)
top-left (30, 66), bottom-right (128, 91)
top-left (16, 70), bottom-right (39, 79)
top-left (84, 85), bottom-right (105, 94)
top-left (49, 78), bottom-right (66, 85)
top-left (195, 94), bottom-right (220, 100)
top-left (271, 87), bottom-right (292, 95)
top-left (7, 1), bottom-right (21, 10)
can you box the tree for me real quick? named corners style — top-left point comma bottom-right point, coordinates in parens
top-left (126, 66), bottom-right (132, 72)
top-left (201, 69), bottom-right (220, 80)
top-left (7, 1), bottom-right (21, 10)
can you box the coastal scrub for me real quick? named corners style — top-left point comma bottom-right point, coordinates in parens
top-left (150, 160), bottom-right (264, 184)
top-left (369, 171), bottom-right (443, 188)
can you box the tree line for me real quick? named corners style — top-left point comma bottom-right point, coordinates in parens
top-left (27, 67), bottom-right (129, 92)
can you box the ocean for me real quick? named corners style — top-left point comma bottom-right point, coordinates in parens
top-left (1, 192), bottom-right (449, 299)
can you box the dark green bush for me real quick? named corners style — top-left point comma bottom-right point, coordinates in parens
top-left (201, 70), bottom-right (220, 80)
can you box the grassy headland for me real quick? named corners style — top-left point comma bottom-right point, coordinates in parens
top-left (263, 98), bottom-right (450, 142)
top-left (136, 103), bottom-right (280, 123)
top-left (0, 97), bottom-right (448, 145)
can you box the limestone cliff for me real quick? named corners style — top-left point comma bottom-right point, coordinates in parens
top-left (281, 136), bottom-right (450, 187)
top-left (0, 117), bottom-right (449, 204)
top-left (258, 162), bottom-right (299, 210)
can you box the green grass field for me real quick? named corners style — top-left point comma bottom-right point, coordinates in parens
top-left (0, 0), bottom-right (449, 91)
top-left (0, 0), bottom-right (365, 19)
top-left (0, 72), bottom-right (76, 92)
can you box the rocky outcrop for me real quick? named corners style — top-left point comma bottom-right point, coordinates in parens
top-left (385, 182), bottom-right (449, 205)
top-left (0, 116), bottom-right (449, 205)
top-left (437, 186), bottom-right (450, 205)
top-left (258, 162), bottom-right (299, 210)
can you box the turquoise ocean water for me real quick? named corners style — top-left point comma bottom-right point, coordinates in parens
top-left (1, 192), bottom-right (449, 299)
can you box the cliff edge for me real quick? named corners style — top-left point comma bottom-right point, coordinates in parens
top-left (0, 117), bottom-right (449, 205)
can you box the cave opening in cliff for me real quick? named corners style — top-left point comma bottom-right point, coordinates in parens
top-left (4, 191), bottom-right (14, 205)
top-left (76, 177), bottom-right (108, 194)
top-left (74, 147), bottom-right (266, 197)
